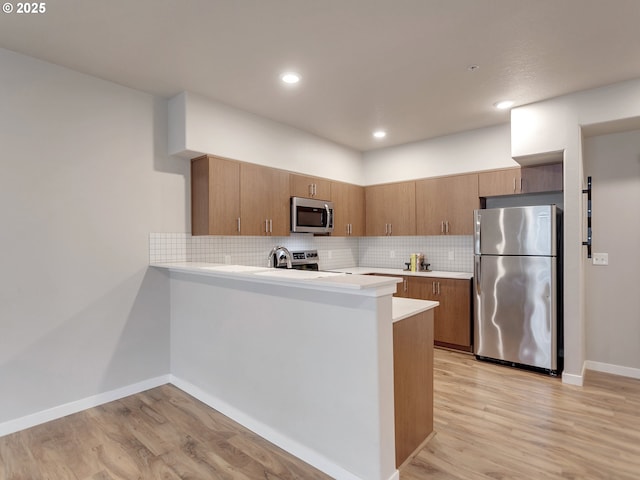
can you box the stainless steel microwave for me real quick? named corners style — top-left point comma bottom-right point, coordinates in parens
top-left (290, 197), bottom-right (334, 234)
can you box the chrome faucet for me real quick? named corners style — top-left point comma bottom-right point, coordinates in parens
top-left (267, 245), bottom-right (292, 268)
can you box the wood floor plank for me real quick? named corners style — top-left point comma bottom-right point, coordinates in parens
top-left (400, 349), bottom-right (640, 480)
top-left (2, 351), bottom-right (639, 480)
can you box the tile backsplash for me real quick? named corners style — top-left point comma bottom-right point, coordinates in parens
top-left (150, 233), bottom-right (473, 273)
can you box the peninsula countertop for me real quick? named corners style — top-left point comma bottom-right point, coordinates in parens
top-left (151, 261), bottom-right (401, 297)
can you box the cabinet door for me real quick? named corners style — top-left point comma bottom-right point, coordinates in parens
top-left (290, 174), bottom-right (332, 200)
top-left (365, 182), bottom-right (416, 236)
top-left (416, 174), bottom-right (478, 235)
top-left (478, 168), bottom-right (522, 196)
top-left (331, 181), bottom-right (365, 237)
top-left (240, 163), bottom-right (290, 236)
top-left (434, 278), bottom-right (472, 349)
top-left (521, 163), bottom-right (563, 193)
top-left (347, 183), bottom-right (365, 236)
top-left (191, 155), bottom-right (240, 236)
top-left (446, 173), bottom-right (478, 235)
top-left (415, 178), bottom-right (443, 235)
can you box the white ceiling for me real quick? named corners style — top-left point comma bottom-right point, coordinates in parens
top-left (1, 0), bottom-right (639, 151)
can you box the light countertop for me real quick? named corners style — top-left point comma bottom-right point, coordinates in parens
top-left (331, 266), bottom-right (473, 280)
top-left (392, 297), bottom-right (439, 323)
top-left (151, 262), bottom-right (401, 297)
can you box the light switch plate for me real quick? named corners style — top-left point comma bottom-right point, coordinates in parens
top-left (592, 253), bottom-right (608, 266)
top-left (390, 250), bottom-right (395, 258)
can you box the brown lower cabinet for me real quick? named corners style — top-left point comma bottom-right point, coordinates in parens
top-left (378, 274), bottom-right (473, 351)
top-left (393, 308), bottom-right (434, 467)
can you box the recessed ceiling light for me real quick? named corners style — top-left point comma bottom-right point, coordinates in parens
top-left (373, 130), bottom-right (387, 139)
top-left (280, 72), bottom-right (301, 84)
top-left (494, 100), bottom-right (514, 110)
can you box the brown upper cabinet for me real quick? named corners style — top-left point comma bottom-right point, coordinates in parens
top-left (479, 163), bottom-right (563, 197)
top-left (416, 173), bottom-right (479, 235)
top-left (240, 163), bottom-right (290, 236)
top-left (191, 155), bottom-right (241, 236)
top-left (521, 163), bottom-right (563, 193)
top-left (290, 174), bottom-right (332, 200)
top-left (365, 181), bottom-right (416, 236)
top-left (331, 181), bottom-right (365, 237)
top-left (478, 167), bottom-right (522, 196)
top-left (191, 155), bottom-right (290, 236)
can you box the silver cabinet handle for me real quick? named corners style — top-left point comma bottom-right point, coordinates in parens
top-left (389, 223), bottom-right (392, 235)
top-left (437, 282), bottom-right (441, 295)
top-left (309, 184), bottom-right (313, 197)
top-left (513, 177), bottom-right (516, 193)
top-left (384, 223), bottom-right (388, 235)
top-left (265, 219), bottom-right (269, 233)
top-left (349, 223), bottom-right (353, 235)
top-left (441, 221), bottom-right (445, 234)
top-left (445, 221), bottom-right (450, 234)
top-left (237, 217), bottom-right (241, 233)
top-left (403, 278), bottom-right (408, 292)
top-left (432, 281), bottom-right (436, 295)
top-left (269, 219), bottom-right (273, 233)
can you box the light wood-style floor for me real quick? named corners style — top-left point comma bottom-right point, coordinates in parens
top-left (402, 349), bottom-right (640, 480)
top-left (0, 385), bottom-right (332, 480)
top-left (2, 350), bottom-right (640, 479)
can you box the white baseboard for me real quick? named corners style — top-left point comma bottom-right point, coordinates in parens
top-left (562, 368), bottom-right (584, 386)
top-left (171, 375), bottom-right (390, 480)
top-left (387, 470), bottom-right (401, 480)
top-left (0, 374), bottom-right (171, 437)
top-left (584, 360), bottom-right (640, 380)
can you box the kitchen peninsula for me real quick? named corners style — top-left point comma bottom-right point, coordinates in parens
top-left (153, 262), bottom-right (437, 480)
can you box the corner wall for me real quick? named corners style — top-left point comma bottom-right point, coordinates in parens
top-left (0, 48), bottom-right (188, 430)
top-left (583, 130), bottom-right (640, 375)
top-left (511, 78), bottom-right (640, 383)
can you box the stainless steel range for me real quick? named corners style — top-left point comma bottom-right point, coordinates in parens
top-left (269, 247), bottom-right (320, 271)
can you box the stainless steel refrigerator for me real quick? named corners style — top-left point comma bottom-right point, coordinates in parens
top-left (473, 205), bottom-right (562, 374)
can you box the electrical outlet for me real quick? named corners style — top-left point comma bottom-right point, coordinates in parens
top-left (327, 250), bottom-right (333, 259)
top-left (224, 255), bottom-right (232, 264)
top-left (390, 250), bottom-right (395, 258)
top-left (448, 250), bottom-right (455, 261)
top-left (592, 253), bottom-right (608, 266)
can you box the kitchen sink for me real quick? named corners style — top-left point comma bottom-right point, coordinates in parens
top-left (202, 265), bottom-right (268, 273)
top-left (253, 269), bottom-right (345, 280)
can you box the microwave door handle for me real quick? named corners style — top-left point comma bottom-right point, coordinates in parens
top-left (324, 204), bottom-right (331, 227)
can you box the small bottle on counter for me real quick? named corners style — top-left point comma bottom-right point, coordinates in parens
top-left (410, 253), bottom-right (417, 272)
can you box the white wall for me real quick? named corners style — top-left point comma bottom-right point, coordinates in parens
top-left (584, 130), bottom-right (640, 373)
top-left (362, 123), bottom-right (514, 185)
top-left (510, 78), bottom-right (640, 384)
top-left (0, 48), bottom-right (189, 429)
top-left (169, 91), bottom-right (365, 185)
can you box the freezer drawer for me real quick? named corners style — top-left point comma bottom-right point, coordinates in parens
top-left (474, 255), bottom-right (557, 371)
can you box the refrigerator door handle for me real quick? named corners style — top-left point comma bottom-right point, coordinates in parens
top-left (474, 256), bottom-right (481, 295)
top-left (474, 211), bottom-right (481, 254)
